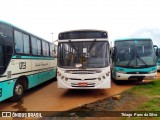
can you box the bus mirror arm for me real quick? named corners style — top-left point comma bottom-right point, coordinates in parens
top-left (110, 47), bottom-right (114, 58)
top-left (153, 45), bottom-right (159, 56)
top-left (111, 47), bottom-right (117, 61)
top-left (153, 45), bottom-right (158, 47)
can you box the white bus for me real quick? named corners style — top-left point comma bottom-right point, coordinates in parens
top-left (0, 21), bottom-right (57, 102)
top-left (57, 30), bottom-right (111, 89)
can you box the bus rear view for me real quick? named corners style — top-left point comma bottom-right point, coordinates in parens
top-left (57, 30), bottom-right (111, 89)
top-left (112, 38), bottom-right (157, 81)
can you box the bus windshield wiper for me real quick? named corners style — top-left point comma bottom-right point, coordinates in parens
top-left (136, 51), bottom-right (148, 66)
top-left (88, 39), bottom-right (96, 53)
top-left (127, 55), bottom-right (134, 66)
top-left (127, 47), bottom-right (148, 67)
top-left (69, 40), bottom-right (78, 52)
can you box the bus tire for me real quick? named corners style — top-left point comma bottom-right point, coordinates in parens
top-left (113, 79), bottom-right (122, 84)
top-left (112, 77), bottom-right (124, 84)
top-left (9, 81), bottom-right (24, 102)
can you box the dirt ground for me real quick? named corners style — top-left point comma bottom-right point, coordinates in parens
top-left (48, 90), bottom-right (148, 117)
top-left (0, 80), bottom-right (134, 111)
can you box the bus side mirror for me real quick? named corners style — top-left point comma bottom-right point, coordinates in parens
top-left (157, 49), bottom-right (160, 57)
top-left (110, 48), bottom-right (113, 58)
top-left (110, 47), bottom-right (114, 58)
top-left (111, 47), bottom-right (117, 62)
top-left (153, 45), bottom-right (159, 56)
top-left (53, 50), bottom-right (57, 58)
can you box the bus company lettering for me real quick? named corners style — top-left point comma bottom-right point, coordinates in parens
top-left (41, 63), bottom-right (48, 66)
top-left (19, 62), bottom-right (26, 69)
top-left (35, 63), bottom-right (48, 67)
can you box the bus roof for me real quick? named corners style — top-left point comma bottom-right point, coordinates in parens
top-left (114, 38), bottom-right (152, 42)
top-left (0, 20), bottom-right (51, 43)
top-left (58, 29), bottom-right (108, 40)
top-left (58, 29), bottom-right (107, 34)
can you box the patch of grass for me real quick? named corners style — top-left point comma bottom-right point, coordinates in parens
top-left (121, 79), bottom-right (160, 120)
top-left (137, 98), bottom-right (160, 111)
top-left (126, 79), bottom-right (160, 98)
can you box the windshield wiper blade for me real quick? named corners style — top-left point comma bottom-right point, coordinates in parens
top-left (69, 40), bottom-right (78, 52)
top-left (136, 51), bottom-right (148, 66)
top-left (88, 39), bottom-right (96, 53)
top-left (127, 55), bottom-right (134, 66)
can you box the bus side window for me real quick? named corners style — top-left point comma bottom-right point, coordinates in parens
top-left (14, 31), bottom-right (23, 53)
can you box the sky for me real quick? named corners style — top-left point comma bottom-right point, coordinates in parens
top-left (1, 0), bottom-right (160, 44)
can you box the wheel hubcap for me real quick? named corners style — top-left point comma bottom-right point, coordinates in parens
top-left (15, 84), bottom-right (23, 96)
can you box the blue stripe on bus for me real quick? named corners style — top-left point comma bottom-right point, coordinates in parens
top-left (12, 55), bottom-right (55, 60)
top-left (28, 69), bottom-right (56, 89)
top-left (115, 66), bottom-right (157, 73)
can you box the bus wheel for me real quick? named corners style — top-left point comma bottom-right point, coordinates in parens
top-left (9, 81), bottom-right (24, 102)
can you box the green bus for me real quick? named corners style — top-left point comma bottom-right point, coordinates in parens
top-left (112, 38), bottom-right (158, 82)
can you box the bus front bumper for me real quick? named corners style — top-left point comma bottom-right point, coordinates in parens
top-left (115, 72), bottom-right (157, 80)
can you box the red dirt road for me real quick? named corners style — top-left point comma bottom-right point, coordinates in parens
top-left (0, 73), bottom-right (159, 112)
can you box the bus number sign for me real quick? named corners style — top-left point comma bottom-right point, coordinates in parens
top-left (19, 62), bottom-right (26, 69)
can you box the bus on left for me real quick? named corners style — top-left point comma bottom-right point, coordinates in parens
top-left (0, 21), bottom-right (57, 102)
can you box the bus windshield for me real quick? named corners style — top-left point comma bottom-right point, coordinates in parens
top-left (115, 40), bottom-right (157, 67)
top-left (58, 41), bottom-right (109, 68)
top-left (0, 23), bottom-right (13, 42)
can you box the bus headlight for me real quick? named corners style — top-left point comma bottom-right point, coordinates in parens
top-left (106, 73), bottom-right (109, 76)
top-left (98, 77), bottom-right (101, 81)
top-left (58, 73), bottom-right (61, 76)
top-left (149, 70), bottom-right (157, 73)
top-left (102, 76), bottom-right (106, 79)
top-left (61, 76), bottom-right (64, 79)
top-left (65, 78), bottom-right (68, 81)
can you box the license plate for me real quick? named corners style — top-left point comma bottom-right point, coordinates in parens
top-left (78, 82), bottom-right (88, 86)
top-left (145, 76), bottom-right (154, 79)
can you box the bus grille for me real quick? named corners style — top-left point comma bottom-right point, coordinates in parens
top-left (126, 72), bottom-right (148, 74)
top-left (65, 70), bottom-right (101, 74)
top-left (70, 78), bottom-right (81, 80)
top-left (84, 78), bottom-right (97, 80)
top-left (72, 72), bottom-right (94, 74)
top-left (69, 78), bottom-right (97, 81)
